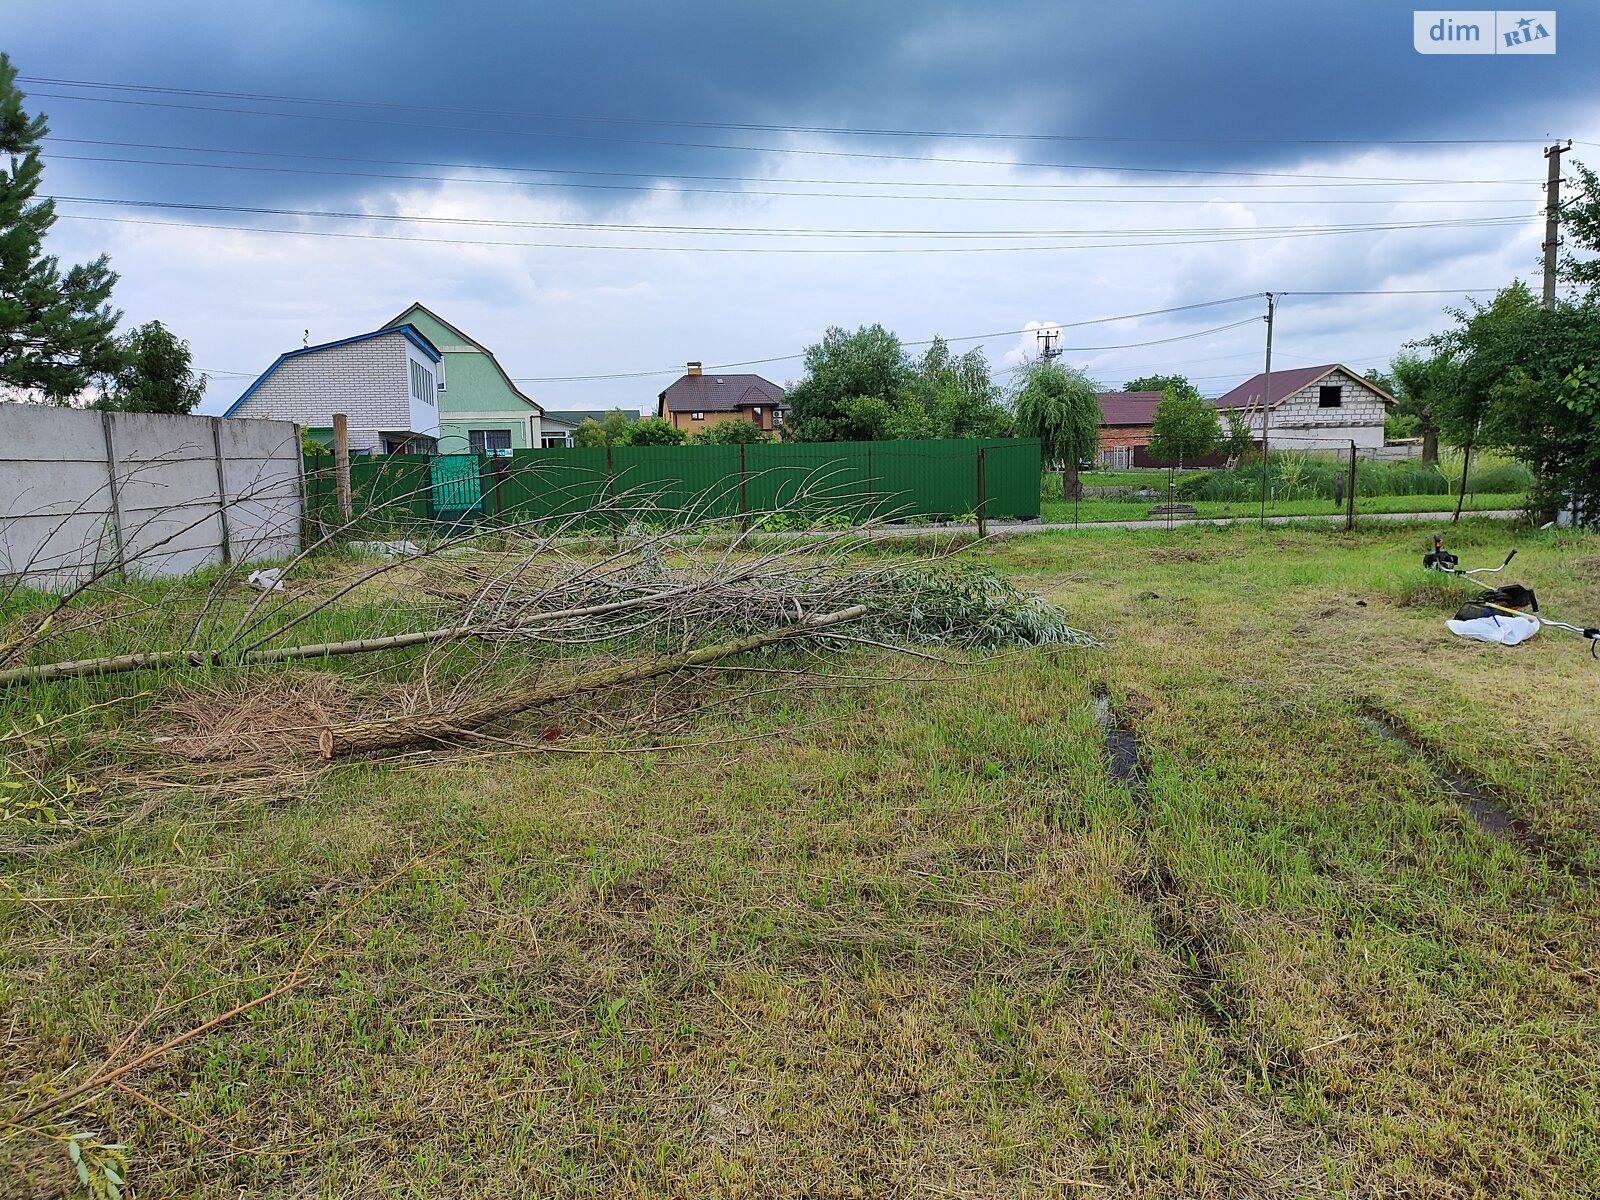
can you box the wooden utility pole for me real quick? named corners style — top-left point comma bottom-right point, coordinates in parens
top-left (332, 412), bottom-right (352, 524)
top-left (1543, 141), bottom-right (1572, 310)
top-left (1258, 292), bottom-right (1275, 528)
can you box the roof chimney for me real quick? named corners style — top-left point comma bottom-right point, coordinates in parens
top-left (686, 361), bottom-right (703, 376)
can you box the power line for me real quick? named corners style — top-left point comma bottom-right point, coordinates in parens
top-left (39, 147), bottom-right (1543, 206)
top-left (510, 303), bottom-right (1267, 382)
top-left (17, 76), bottom-right (1555, 149)
top-left (44, 137), bottom-right (1540, 192)
top-left (46, 194), bottom-right (1529, 243)
top-left (53, 209), bottom-right (1530, 255)
top-left (20, 87), bottom-right (1546, 185)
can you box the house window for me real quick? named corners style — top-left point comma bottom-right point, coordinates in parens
top-left (541, 434), bottom-right (570, 448)
top-left (411, 361), bottom-right (436, 405)
top-left (1318, 385), bottom-right (1342, 408)
top-left (691, 411), bottom-right (704, 421)
top-left (469, 428), bottom-right (513, 455)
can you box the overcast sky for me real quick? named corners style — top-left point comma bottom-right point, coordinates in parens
top-left (7, 2), bottom-right (1598, 412)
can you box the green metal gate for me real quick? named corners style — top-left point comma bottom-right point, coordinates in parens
top-left (429, 454), bottom-right (483, 524)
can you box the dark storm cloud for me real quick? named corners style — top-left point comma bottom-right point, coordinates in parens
top-left (6, 0), bottom-right (1592, 211)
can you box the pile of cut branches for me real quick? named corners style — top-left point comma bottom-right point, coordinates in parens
top-left (3, 507), bottom-right (1090, 774)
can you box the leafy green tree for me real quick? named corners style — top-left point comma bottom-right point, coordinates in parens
top-left (94, 320), bottom-right (206, 414)
top-left (572, 409), bottom-right (639, 448)
top-left (1013, 360), bottom-right (1100, 499)
top-left (1428, 281), bottom-right (1600, 518)
top-left (1124, 373), bottom-right (1203, 405)
top-left (786, 324), bottom-right (912, 441)
top-left (0, 54), bottom-right (122, 401)
top-left (689, 418), bottom-right (772, 445)
top-left (1220, 411), bottom-right (1256, 461)
top-left (1559, 159), bottom-right (1600, 300)
top-left (1146, 386), bottom-right (1221, 470)
top-left (622, 416), bottom-right (686, 446)
top-left (916, 336), bottom-right (1011, 438)
top-left (1382, 351), bottom-right (1457, 464)
top-left (836, 392), bottom-right (932, 441)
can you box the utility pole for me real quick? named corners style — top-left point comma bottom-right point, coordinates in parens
top-left (1543, 140), bottom-right (1572, 310)
top-left (1036, 328), bottom-right (1062, 360)
top-left (1258, 292), bottom-right (1275, 528)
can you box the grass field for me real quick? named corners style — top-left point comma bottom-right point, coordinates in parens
top-left (1038, 491), bottom-right (1526, 524)
top-left (4, 521), bottom-right (1599, 1197)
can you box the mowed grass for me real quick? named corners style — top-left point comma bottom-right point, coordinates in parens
top-left (4, 522), bottom-right (1600, 1198)
top-left (1037, 491), bottom-right (1526, 524)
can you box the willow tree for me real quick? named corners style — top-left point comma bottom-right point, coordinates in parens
top-left (1013, 359), bottom-right (1101, 500)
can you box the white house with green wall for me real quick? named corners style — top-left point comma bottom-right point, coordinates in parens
top-left (383, 303), bottom-right (543, 454)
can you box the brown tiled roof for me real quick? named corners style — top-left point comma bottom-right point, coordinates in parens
top-left (658, 372), bottom-right (786, 413)
top-left (1212, 364), bottom-right (1395, 410)
top-left (1095, 391), bottom-right (1164, 428)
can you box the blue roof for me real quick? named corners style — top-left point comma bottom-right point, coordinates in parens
top-left (223, 324), bottom-right (442, 416)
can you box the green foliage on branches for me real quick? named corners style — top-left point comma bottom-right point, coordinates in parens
top-left (1147, 386), bottom-right (1221, 468)
top-left (572, 410), bottom-right (640, 448)
top-left (0, 54), bottom-right (121, 402)
top-left (1012, 359), bottom-right (1100, 496)
top-left (94, 320), bottom-right (206, 414)
top-left (689, 418), bottom-right (772, 445)
top-left (1124, 373), bottom-right (1203, 405)
top-left (1425, 281), bottom-right (1600, 518)
top-left (784, 325), bottom-right (1010, 441)
top-left (623, 417), bottom-right (687, 446)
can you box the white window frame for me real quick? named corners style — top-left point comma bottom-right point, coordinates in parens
top-left (410, 361), bottom-right (436, 406)
top-left (469, 428), bottom-right (513, 455)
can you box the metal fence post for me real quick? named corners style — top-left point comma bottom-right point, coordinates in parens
top-left (1346, 441), bottom-right (1357, 531)
top-left (976, 447), bottom-right (988, 538)
top-left (99, 411), bottom-right (127, 578)
top-left (738, 440), bottom-right (750, 532)
top-left (605, 441), bottom-right (620, 545)
top-left (210, 417), bottom-right (233, 567)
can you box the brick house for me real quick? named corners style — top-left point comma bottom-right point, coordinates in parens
top-left (657, 362), bottom-right (788, 434)
top-left (1213, 364), bottom-right (1395, 453)
top-left (1095, 391), bottom-right (1163, 469)
top-left (225, 325), bottom-right (442, 454)
top-left (382, 304), bottom-right (544, 454)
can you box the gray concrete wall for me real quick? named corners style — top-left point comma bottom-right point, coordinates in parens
top-left (0, 405), bottom-right (302, 590)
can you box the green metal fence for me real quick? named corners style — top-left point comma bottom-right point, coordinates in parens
top-left (496, 438), bottom-right (1041, 528)
top-left (307, 438), bottom-right (1041, 532)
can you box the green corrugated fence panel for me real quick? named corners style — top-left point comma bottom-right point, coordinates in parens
top-left (302, 454), bottom-right (433, 529)
top-left (470, 438), bottom-right (1041, 528)
top-left (613, 444), bottom-right (743, 522)
top-left (499, 448), bottom-right (611, 525)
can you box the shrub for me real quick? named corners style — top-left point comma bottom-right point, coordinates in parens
top-left (1466, 461), bottom-right (1533, 493)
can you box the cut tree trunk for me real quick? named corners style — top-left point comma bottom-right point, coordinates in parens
top-left (317, 604), bottom-right (870, 759)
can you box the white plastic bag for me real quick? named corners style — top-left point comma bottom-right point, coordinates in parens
top-left (247, 568), bottom-right (286, 593)
top-left (1445, 613), bottom-right (1539, 645)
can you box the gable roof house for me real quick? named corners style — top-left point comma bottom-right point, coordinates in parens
top-left (657, 362), bottom-right (787, 433)
top-left (1095, 391), bottom-right (1164, 470)
top-left (1213, 364), bottom-right (1395, 452)
top-left (383, 304), bottom-right (543, 455)
top-left (225, 324), bottom-right (443, 454)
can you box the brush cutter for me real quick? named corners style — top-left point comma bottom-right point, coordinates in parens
top-left (1423, 536), bottom-right (1600, 655)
